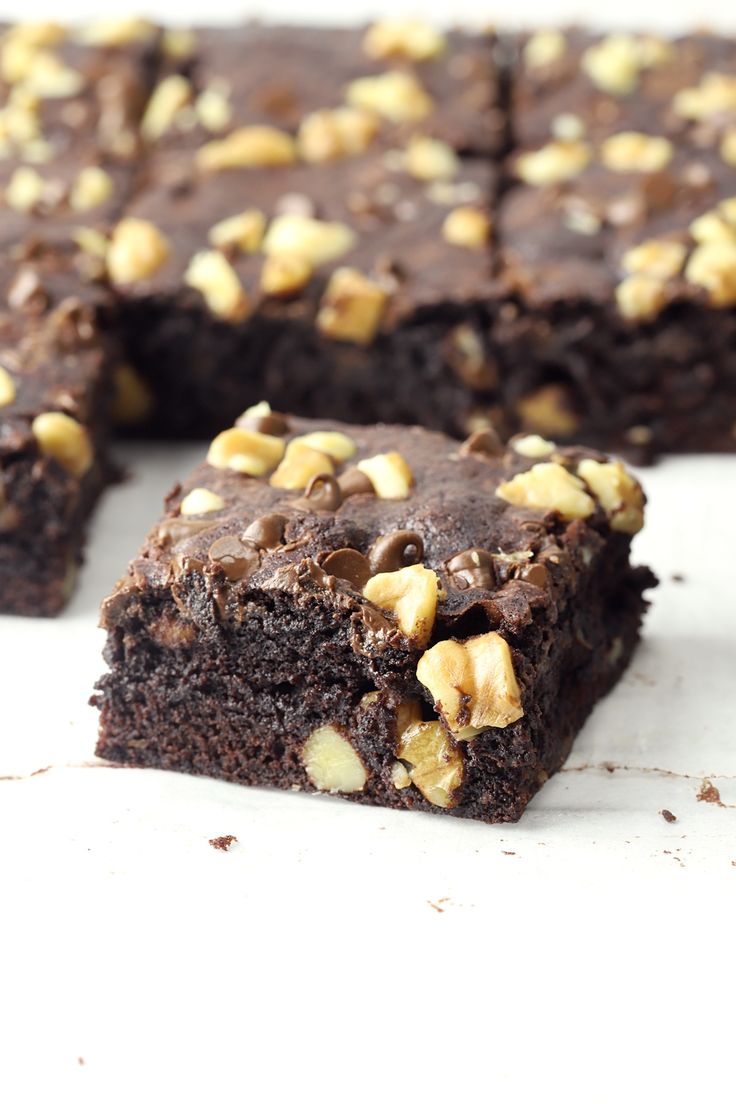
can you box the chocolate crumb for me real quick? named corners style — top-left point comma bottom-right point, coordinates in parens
top-left (660, 809), bottom-right (677, 823)
top-left (697, 779), bottom-right (724, 806)
top-left (670, 573), bottom-right (686, 583)
top-left (209, 834), bottom-right (237, 851)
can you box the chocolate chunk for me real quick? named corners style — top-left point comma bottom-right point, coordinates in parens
top-left (459, 428), bottom-right (504, 459)
top-left (208, 535), bottom-right (260, 581)
top-left (156, 516), bottom-right (218, 548)
top-left (242, 512), bottom-right (288, 549)
top-left (338, 467), bottom-right (375, 498)
top-left (369, 530), bottom-right (424, 574)
top-left (445, 548), bottom-right (495, 590)
top-left (321, 548), bottom-right (372, 589)
top-left (236, 409), bottom-right (291, 436)
top-left (519, 563), bottom-right (549, 589)
top-left (296, 473), bottom-right (342, 512)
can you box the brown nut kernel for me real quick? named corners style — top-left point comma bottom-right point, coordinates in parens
top-left (208, 209), bottom-right (265, 253)
top-left (685, 241), bottom-right (736, 306)
top-left (523, 29), bottom-right (567, 68)
top-left (77, 18), bottom-right (153, 46)
top-left (184, 250), bottom-right (249, 321)
top-left (689, 211), bottom-right (736, 246)
top-left (600, 132), bottom-right (673, 173)
top-left (615, 273), bottom-right (667, 320)
top-left (298, 107), bottom-right (378, 162)
top-left (515, 140), bottom-right (591, 186)
top-left (260, 253), bottom-right (312, 297)
top-left (578, 458), bottom-right (644, 534)
top-left (621, 238), bottom-right (687, 279)
top-left (107, 218), bottom-right (170, 284)
top-left (208, 535), bottom-right (259, 582)
top-left (236, 401), bottom-right (290, 437)
top-left (195, 85), bottom-right (232, 132)
top-left (31, 411), bottom-right (93, 477)
top-left (140, 74), bottom-right (192, 141)
top-left (69, 166), bottom-right (113, 212)
top-left (180, 487), bottom-right (225, 515)
top-left (357, 452), bottom-right (413, 499)
top-left (269, 440), bottom-right (334, 490)
top-left (511, 434), bottom-right (555, 459)
top-left (442, 206), bottom-right (492, 249)
top-left (296, 472), bottom-right (343, 512)
top-left (720, 129), bottom-right (736, 167)
top-left (496, 462), bottom-right (595, 520)
top-left (368, 530), bottom-right (424, 575)
top-left (516, 385), bottom-right (580, 437)
top-left (445, 548), bottom-right (495, 590)
top-left (405, 135), bottom-right (459, 181)
top-left (363, 20), bottom-right (445, 61)
top-left (363, 563), bottom-right (438, 647)
top-left (321, 548), bottom-right (372, 589)
top-left (0, 365), bottom-right (17, 407)
top-left (316, 267), bottom-right (387, 345)
top-left (302, 724), bottom-right (368, 793)
top-left (207, 427), bottom-right (285, 476)
top-left (292, 430), bottom-right (356, 462)
top-left (242, 513), bottom-right (288, 549)
top-left (673, 72), bottom-right (736, 121)
top-left (346, 71), bottom-right (433, 123)
top-left (581, 34), bottom-right (642, 95)
top-left (396, 720), bottom-right (463, 807)
top-left (196, 126), bottom-right (296, 171)
top-left (416, 632), bottom-right (524, 734)
top-left (262, 214), bottom-right (355, 267)
top-left (4, 166), bottom-right (44, 211)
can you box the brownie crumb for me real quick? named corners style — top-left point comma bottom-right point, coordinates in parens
top-left (660, 809), bottom-right (677, 823)
top-left (697, 780), bottom-right (724, 806)
top-left (77, 1057), bottom-right (85, 1066)
top-left (208, 834), bottom-right (237, 851)
top-left (670, 573), bottom-right (686, 584)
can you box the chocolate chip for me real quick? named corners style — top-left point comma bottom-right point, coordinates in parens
top-left (321, 548), bottom-right (372, 590)
top-left (235, 409), bottom-right (290, 436)
top-left (459, 427), bottom-right (504, 459)
top-left (156, 516), bottom-right (218, 548)
top-left (445, 548), bottom-right (495, 590)
top-left (338, 467), bottom-right (375, 498)
top-left (242, 512), bottom-right (288, 549)
top-left (296, 473), bottom-right (342, 512)
top-left (368, 530), bottom-right (424, 575)
top-left (519, 563), bottom-right (549, 589)
top-left (208, 535), bottom-right (260, 582)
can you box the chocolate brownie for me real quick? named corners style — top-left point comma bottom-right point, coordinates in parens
top-left (493, 30), bottom-right (736, 457)
top-left (0, 240), bottom-right (116, 616)
top-left (94, 411), bottom-right (654, 823)
top-left (107, 149), bottom-right (499, 437)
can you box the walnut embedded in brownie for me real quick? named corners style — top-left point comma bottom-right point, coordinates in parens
top-left (0, 241), bottom-right (118, 616)
top-left (145, 22), bottom-right (503, 157)
top-left (493, 31), bottom-right (736, 456)
top-left (104, 147), bottom-right (499, 437)
top-left (94, 408), bottom-right (654, 823)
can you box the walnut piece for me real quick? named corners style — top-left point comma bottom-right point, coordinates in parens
top-left (69, 165), bottom-right (113, 212)
top-left (496, 462), bottom-right (595, 520)
top-left (622, 239), bottom-right (687, 279)
top-left (442, 206), bottom-right (491, 249)
top-left (363, 20), bottom-right (445, 61)
top-left (0, 365), bottom-right (17, 407)
top-left (357, 451), bottom-right (413, 499)
top-left (298, 107), bottom-right (378, 162)
top-left (515, 140), bottom-right (591, 186)
top-left (4, 166), bottom-right (44, 211)
top-left (197, 126), bottom-right (296, 171)
top-left (208, 209), bottom-right (265, 253)
top-left (140, 74), bottom-right (192, 141)
top-left (396, 721), bottom-right (464, 807)
top-left (269, 440), bottom-right (334, 490)
top-left (363, 563), bottom-right (438, 646)
top-left (262, 214), bottom-right (355, 267)
top-left (31, 411), bottom-right (93, 477)
top-left (404, 135), bottom-right (459, 181)
top-left (416, 632), bottom-right (524, 734)
top-left (107, 218), bottom-right (170, 284)
top-left (577, 458), bottom-right (644, 534)
top-left (346, 71), bottom-right (432, 123)
top-left (511, 433), bottom-right (555, 459)
top-left (523, 29), bottom-right (567, 68)
top-left (184, 250), bottom-right (249, 321)
top-left (179, 487), bottom-right (225, 516)
top-left (673, 73), bottom-right (736, 121)
top-left (291, 430), bottom-right (356, 462)
top-left (207, 427), bottom-right (285, 476)
top-left (302, 725), bottom-right (368, 793)
top-left (516, 384), bottom-right (580, 437)
top-left (685, 241), bottom-right (736, 307)
top-left (260, 254), bottom-right (312, 297)
top-left (112, 364), bottom-right (153, 426)
top-left (581, 34), bottom-right (643, 95)
top-left (600, 131), bottom-right (673, 173)
top-left (316, 267), bottom-right (387, 344)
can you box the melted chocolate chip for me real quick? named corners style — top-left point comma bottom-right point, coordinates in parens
top-left (242, 512), bottom-right (288, 549)
top-left (519, 563), bottom-right (549, 589)
top-left (296, 473), bottom-right (342, 512)
top-left (208, 535), bottom-right (260, 582)
top-left (338, 467), bottom-right (375, 498)
top-left (459, 428), bottom-right (504, 459)
top-left (235, 409), bottom-right (290, 436)
top-left (156, 516), bottom-right (218, 549)
top-left (445, 548), bottom-right (495, 590)
top-left (369, 530), bottom-right (424, 575)
top-left (321, 548), bottom-right (372, 590)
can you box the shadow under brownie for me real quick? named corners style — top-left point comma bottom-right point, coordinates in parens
top-left (94, 410), bottom-right (655, 823)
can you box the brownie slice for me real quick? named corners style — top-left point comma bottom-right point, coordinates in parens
top-left (494, 29), bottom-right (736, 458)
top-left (0, 241), bottom-right (117, 616)
top-left (94, 410), bottom-right (654, 823)
top-left (106, 149), bottom-right (499, 438)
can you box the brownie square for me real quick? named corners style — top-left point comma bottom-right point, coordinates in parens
top-left (0, 241), bottom-right (116, 616)
top-left (94, 411), bottom-right (654, 823)
top-left (494, 30), bottom-right (736, 457)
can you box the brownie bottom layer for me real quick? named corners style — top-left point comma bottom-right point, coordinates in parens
top-left (94, 551), bottom-right (652, 823)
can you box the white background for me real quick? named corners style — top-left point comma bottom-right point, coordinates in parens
top-left (2, 4), bottom-right (736, 1102)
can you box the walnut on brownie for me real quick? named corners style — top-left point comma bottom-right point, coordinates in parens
top-left (494, 29), bottom-right (736, 458)
top-left (94, 408), bottom-right (654, 823)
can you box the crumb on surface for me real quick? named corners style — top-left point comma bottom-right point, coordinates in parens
top-left (660, 808), bottom-right (677, 823)
top-left (670, 573), bottom-right (686, 583)
top-left (208, 834), bottom-right (237, 851)
top-left (697, 780), bottom-right (723, 806)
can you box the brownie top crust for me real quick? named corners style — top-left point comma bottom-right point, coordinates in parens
top-left (500, 29), bottom-right (736, 316)
top-left (104, 408), bottom-right (646, 656)
top-left (150, 22), bottom-right (502, 156)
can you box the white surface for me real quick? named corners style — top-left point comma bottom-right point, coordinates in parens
top-left (2, 1), bottom-right (736, 1097)
top-left (1, 446), bottom-right (736, 1103)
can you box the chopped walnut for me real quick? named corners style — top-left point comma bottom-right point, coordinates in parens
top-left (616, 274), bottom-right (668, 321)
top-left (621, 239), bottom-right (687, 279)
top-left (69, 166), bottom-right (113, 212)
top-left (396, 721), bottom-right (463, 807)
top-left (496, 462), bottom-right (595, 520)
top-left (262, 214), bottom-right (355, 267)
top-left (523, 29), bottom-right (567, 69)
top-left (298, 107), bottom-right (378, 162)
top-left (685, 241), bottom-right (736, 307)
top-left (600, 131), bottom-right (673, 173)
top-left (112, 365), bottom-right (153, 426)
top-left (346, 70), bottom-right (432, 123)
top-left (442, 206), bottom-right (491, 249)
top-left (208, 209), bottom-right (265, 253)
top-left (184, 251), bottom-right (249, 321)
top-left (302, 725), bottom-right (368, 793)
top-left (515, 140), bottom-right (591, 186)
top-left (31, 411), bottom-right (93, 477)
top-left (4, 166), bottom-right (44, 211)
top-left (291, 431), bottom-right (356, 462)
top-left (107, 218), bottom-right (170, 284)
top-left (363, 563), bottom-right (439, 646)
top-left (357, 452), bottom-right (413, 499)
top-left (179, 487), bottom-right (225, 516)
top-left (260, 254), bottom-right (312, 297)
top-left (404, 135), bottom-right (459, 181)
top-left (269, 440), bottom-right (334, 490)
top-left (207, 427), bottom-right (285, 476)
top-left (197, 126), bottom-right (297, 171)
top-left (516, 385), bottom-right (580, 437)
top-left (673, 72), bottom-right (736, 120)
top-left (363, 20), bottom-right (445, 61)
top-left (140, 75), bottom-right (192, 141)
top-left (582, 34), bottom-right (642, 95)
top-left (316, 267), bottom-right (387, 344)
top-left (577, 459), bottom-right (644, 534)
top-left (0, 365), bottom-right (16, 407)
top-left (416, 632), bottom-right (524, 734)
